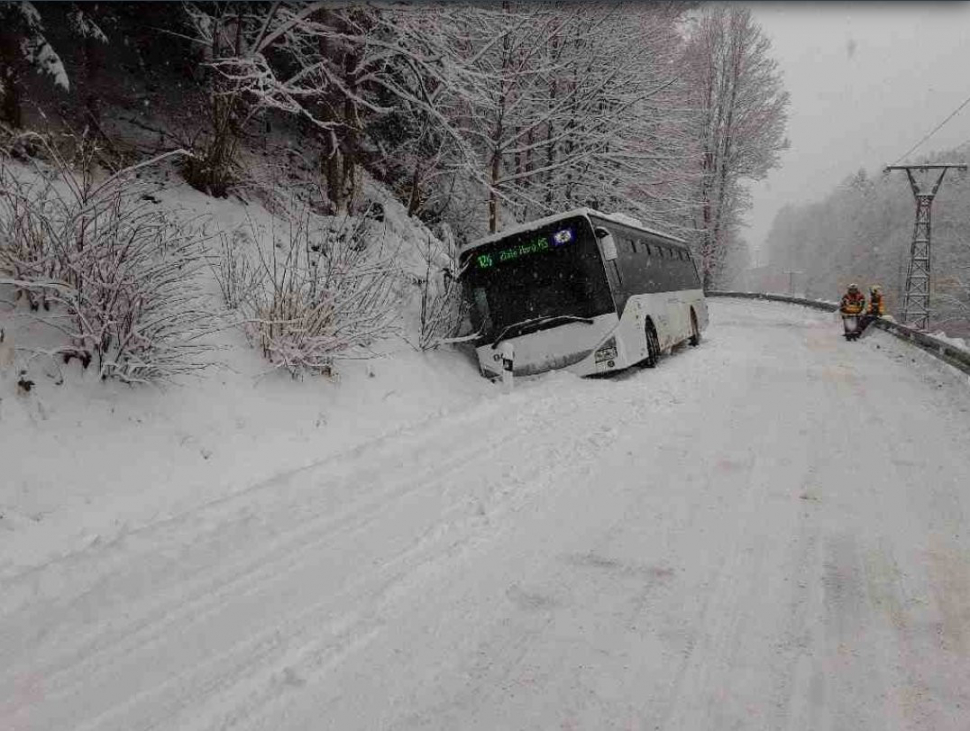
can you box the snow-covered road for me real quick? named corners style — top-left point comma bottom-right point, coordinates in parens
top-left (3, 299), bottom-right (970, 730)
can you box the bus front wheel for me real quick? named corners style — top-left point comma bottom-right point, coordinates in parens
top-left (643, 320), bottom-right (660, 369)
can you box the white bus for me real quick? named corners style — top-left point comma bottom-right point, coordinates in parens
top-left (459, 208), bottom-right (708, 379)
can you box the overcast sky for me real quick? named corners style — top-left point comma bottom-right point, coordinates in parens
top-left (745, 1), bottom-right (970, 265)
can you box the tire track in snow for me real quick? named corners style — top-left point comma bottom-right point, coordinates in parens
top-left (192, 380), bottom-right (691, 731)
top-left (3, 398), bottom-right (539, 728)
top-left (0, 356), bottom-right (688, 731)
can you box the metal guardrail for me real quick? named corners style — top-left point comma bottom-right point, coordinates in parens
top-left (708, 291), bottom-right (970, 377)
top-left (706, 290), bottom-right (839, 313)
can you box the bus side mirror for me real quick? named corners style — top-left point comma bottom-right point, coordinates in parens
top-left (595, 228), bottom-right (618, 261)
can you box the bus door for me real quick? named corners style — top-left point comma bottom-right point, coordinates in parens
top-left (593, 226), bottom-right (627, 314)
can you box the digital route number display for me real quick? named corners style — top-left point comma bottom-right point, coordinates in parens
top-left (475, 226), bottom-right (575, 270)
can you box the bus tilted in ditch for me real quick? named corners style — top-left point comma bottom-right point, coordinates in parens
top-left (459, 208), bottom-right (708, 380)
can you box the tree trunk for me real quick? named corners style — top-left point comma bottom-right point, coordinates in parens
top-left (322, 132), bottom-right (344, 214)
top-left (340, 49), bottom-right (361, 215)
top-left (489, 149), bottom-right (501, 233)
top-left (0, 27), bottom-right (22, 128)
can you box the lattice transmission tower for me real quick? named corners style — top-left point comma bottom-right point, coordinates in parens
top-left (885, 164), bottom-right (967, 330)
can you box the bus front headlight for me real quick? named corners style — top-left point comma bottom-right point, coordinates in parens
top-left (594, 337), bottom-right (617, 364)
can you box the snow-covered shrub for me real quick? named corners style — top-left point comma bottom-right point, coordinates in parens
top-left (224, 208), bottom-right (402, 376)
top-left (0, 134), bottom-right (215, 383)
top-left (210, 227), bottom-right (259, 311)
top-left (417, 223), bottom-right (467, 351)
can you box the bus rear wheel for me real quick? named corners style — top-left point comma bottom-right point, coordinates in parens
top-left (689, 309), bottom-right (701, 347)
top-left (643, 320), bottom-right (660, 369)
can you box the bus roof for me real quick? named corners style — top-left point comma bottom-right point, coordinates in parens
top-left (459, 208), bottom-right (688, 255)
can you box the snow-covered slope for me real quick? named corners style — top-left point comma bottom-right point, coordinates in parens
top-left (0, 168), bottom-right (491, 575)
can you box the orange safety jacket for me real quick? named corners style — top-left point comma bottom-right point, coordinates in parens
top-left (867, 293), bottom-right (885, 316)
top-left (840, 291), bottom-right (865, 315)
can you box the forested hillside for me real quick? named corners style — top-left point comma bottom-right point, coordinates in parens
top-left (763, 146), bottom-right (970, 337)
top-left (1, 1), bottom-right (788, 295)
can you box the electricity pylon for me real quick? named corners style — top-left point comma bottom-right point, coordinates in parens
top-left (885, 163), bottom-right (967, 330)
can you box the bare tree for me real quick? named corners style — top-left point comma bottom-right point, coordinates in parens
top-left (180, 2), bottom-right (260, 196)
top-left (185, 2), bottom-right (484, 213)
top-left (456, 2), bottom-right (695, 234)
top-left (683, 4), bottom-right (789, 289)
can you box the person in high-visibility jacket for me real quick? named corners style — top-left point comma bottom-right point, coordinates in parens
top-left (859, 284), bottom-right (885, 333)
top-left (867, 285), bottom-right (885, 316)
top-left (840, 283), bottom-right (866, 315)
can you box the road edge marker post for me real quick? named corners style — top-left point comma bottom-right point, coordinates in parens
top-left (500, 341), bottom-right (514, 392)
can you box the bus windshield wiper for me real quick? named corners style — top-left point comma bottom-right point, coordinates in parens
top-left (490, 317), bottom-right (547, 348)
top-left (490, 314), bottom-right (594, 349)
top-left (547, 315), bottom-right (595, 326)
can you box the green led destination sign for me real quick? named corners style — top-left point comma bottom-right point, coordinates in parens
top-left (476, 226), bottom-right (575, 270)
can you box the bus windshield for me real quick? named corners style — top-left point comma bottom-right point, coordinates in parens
top-left (461, 216), bottom-right (615, 343)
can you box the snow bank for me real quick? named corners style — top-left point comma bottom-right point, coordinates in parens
top-left (0, 165), bottom-right (490, 576)
top-left (930, 330), bottom-right (970, 355)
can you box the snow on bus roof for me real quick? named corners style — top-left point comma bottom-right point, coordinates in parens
top-left (460, 208), bottom-right (688, 254)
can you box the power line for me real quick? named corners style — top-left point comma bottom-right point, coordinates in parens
top-left (890, 90), bottom-right (970, 166)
